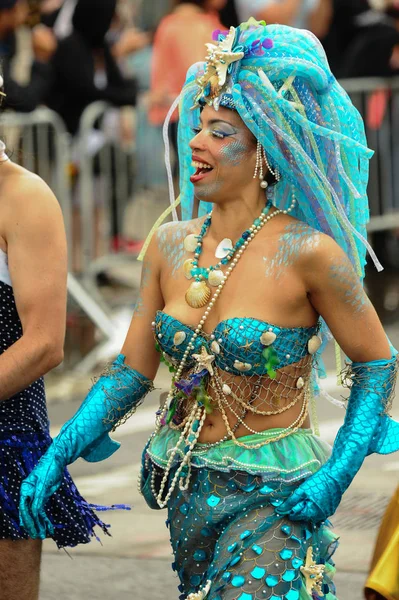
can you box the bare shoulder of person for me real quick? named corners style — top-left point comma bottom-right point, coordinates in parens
top-left (264, 215), bottom-right (324, 278)
top-left (155, 217), bottom-right (203, 276)
top-left (1, 162), bottom-right (60, 218)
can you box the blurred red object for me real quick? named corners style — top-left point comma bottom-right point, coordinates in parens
top-left (366, 88), bottom-right (390, 130)
top-left (111, 235), bottom-right (144, 254)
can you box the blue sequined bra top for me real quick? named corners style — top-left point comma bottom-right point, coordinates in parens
top-left (154, 310), bottom-right (320, 376)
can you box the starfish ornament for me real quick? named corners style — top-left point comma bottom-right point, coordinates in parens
top-left (300, 546), bottom-right (325, 596)
top-left (192, 346), bottom-right (215, 376)
top-left (194, 27), bottom-right (244, 107)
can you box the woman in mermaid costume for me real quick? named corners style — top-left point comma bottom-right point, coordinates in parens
top-left (19, 19), bottom-right (399, 600)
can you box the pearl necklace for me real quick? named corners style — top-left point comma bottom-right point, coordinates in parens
top-left (184, 202), bottom-right (273, 309)
top-left (138, 197), bottom-right (297, 508)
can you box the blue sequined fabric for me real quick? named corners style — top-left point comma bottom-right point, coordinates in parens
top-left (166, 459), bottom-right (338, 600)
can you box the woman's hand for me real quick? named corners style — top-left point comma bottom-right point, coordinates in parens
top-left (277, 469), bottom-right (341, 523)
top-left (19, 444), bottom-right (64, 539)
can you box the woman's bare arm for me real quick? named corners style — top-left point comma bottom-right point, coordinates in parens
top-left (121, 232), bottom-right (165, 380)
top-left (303, 234), bottom-right (391, 362)
top-left (0, 173), bottom-right (67, 401)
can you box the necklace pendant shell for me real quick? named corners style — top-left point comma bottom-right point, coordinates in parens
top-left (208, 269), bottom-right (224, 287)
top-left (174, 331), bottom-right (187, 346)
top-left (184, 234), bottom-right (199, 253)
top-left (308, 335), bottom-right (322, 355)
top-left (215, 238), bottom-right (233, 259)
top-left (222, 383), bottom-right (232, 395)
top-left (185, 281), bottom-right (211, 308)
top-left (183, 259), bottom-right (195, 280)
top-left (260, 331), bottom-right (277, 346)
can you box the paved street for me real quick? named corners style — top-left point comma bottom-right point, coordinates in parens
top-left (38, 324), bottom-right (399, 600)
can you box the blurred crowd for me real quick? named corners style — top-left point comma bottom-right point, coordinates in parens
top-left (1, 0), bottom-right (399, 124)
top-left (1, 0), bottom-right (399, 264)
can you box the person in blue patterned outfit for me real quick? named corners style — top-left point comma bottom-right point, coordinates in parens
top-left (0, 140), bottom-right (112, 600)
top-left (19, 19), bottom-right (399, 600)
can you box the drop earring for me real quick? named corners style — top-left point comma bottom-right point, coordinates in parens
top-left (263, 148), bottom-right (281, 182)
top-left (254, 140), bottom-right (268, 189)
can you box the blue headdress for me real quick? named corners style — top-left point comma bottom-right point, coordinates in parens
top-left (175, 19), bottom-right (381, 279)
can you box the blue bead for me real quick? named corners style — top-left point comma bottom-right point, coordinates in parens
top-left (250, 566), bottom-right (265, 580)
top-left (254, 218), bottom-right (261, 226)
top-left (190, 575), bottom-right (202, 586)
top-left (280, 549), bottom-right (293, 560)
top-left (304, 529), bottom-right (312, 540)
top-left (192, 419), bottom-right (200, 432)
top-left (207, 495), bottom-right (221, 507)
top-left (259, 484), bottom-right (274, 495)
top-left (231, 575), bottom-right (246, 587)
top-left (227, 481), bottom-right (238, 490)
top-left (221, 572), bottom-right (231, 582)
top-left (270, 498), bottom-right (283, 507)
top-left (238, 594), bottom-right (253, 600)
top-left (265, 575), bottom-right (279, 586)
top-left (201, 527), bottom-right (212, 537)
top-left (240, 530), bottom-right (252, 540)
top-left (193, 549), bottom-right (207, 562)
top-left (281, 524), bottom-right (292, 535)
top-left (230, 555), bottom-right (241, 566)
top-left (179, 503), bottom-right (189, 515)
top-left (285, 590), bottom-right (300, 600)
top-left (242, 482), bottom-right (256, 492)
top-left (291, 558), bottom-right (303, 569)
top-left (282, 570), bottom-right (295, 582)
top-left (227, 542), bottom-right (238, 553)
top-left (251, 544), bottom-right (263, 555)
top-left (242, 231), bottom-right (250, 239)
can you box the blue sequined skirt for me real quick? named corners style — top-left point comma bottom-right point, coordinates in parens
top-left (148, 428), bottom-right (339, 600)
top-left (0, 431), bottom-right (112, 548)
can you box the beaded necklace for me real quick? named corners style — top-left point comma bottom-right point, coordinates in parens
top-left (139, 196), bottom-right (302, 509)
top-left (184, 202), bottom-right (273, 308)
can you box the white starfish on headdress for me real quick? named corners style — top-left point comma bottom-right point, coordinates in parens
top-left (194, 27), bottom-right (244, 107)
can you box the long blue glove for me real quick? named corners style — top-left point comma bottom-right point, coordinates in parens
top-left (19, 355), bottom-right (153, 539)
top-left (278, 355), bottom-right (399, 523)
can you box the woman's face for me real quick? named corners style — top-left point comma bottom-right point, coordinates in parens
top-left (188, 105), bottom-right (258, 203)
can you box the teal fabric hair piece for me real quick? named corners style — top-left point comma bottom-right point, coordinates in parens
top-left (176, 21), bottom-right (380, 280)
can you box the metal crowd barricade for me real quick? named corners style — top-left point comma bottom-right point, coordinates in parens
top-left (2, 107), bottom-right (73, 258)
top-left (0, 108), bottom-right (118, 370)
top-left (340, 76), bottom-right (399, 232)
top-left (77, 101), bottom-right (137, 279)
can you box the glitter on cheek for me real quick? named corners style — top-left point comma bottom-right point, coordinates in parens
top-left (219, 139), bottom-right (251, 167)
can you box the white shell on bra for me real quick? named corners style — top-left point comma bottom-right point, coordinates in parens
top-left (173, 331), bottom-right (186, 346)
top-left (0, 249), bottom-right (11, 287)
top-left (308, 335), bottom-right (322, 355)
top-left (260, 331), bottom-right (277, 346)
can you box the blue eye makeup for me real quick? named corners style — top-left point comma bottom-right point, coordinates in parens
top-left (192, 125), bottom-right (237, 139)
